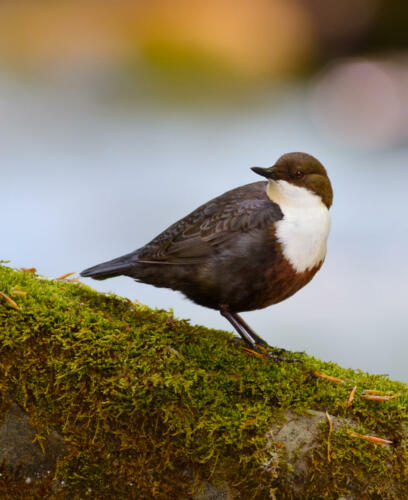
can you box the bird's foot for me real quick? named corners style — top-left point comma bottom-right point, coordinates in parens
top-left (265, 350), bottom-right (302, 364)
top-left (230, 337), bottom-right (302, 363)
top-left (265, 346), bottom-right (304, 363)
top-left (253, 345), bottom-right (302, 363)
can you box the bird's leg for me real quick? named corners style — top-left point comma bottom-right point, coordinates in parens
top-left (220, 307), bottom-right (301, 363)
top-left (230, 312), bottom-right (269, 348)
top-left (220, 308), bottom-right (257, 348)
top-left (231, 313), bottom-right (301, 359)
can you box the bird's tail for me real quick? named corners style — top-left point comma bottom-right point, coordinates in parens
top-left (80, 253), bottom-right (135, 280)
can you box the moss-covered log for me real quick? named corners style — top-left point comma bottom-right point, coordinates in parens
top-left (0, 264), bottom-right (407, 499)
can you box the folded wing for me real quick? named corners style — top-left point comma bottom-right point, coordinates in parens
top-left (137, 182), bottom-right (283, 264)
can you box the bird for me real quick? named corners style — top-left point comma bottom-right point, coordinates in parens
top-left (81, 152), bottom-right (333, 357)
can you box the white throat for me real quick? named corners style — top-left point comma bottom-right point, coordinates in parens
top-left (267, 180), bottom-right (331, 273)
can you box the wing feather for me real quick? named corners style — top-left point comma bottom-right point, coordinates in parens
top-left (137, 182), bottom-right (282, 264)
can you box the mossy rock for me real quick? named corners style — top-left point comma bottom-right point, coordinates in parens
top-left (0, 264), bottom-right (407, 499)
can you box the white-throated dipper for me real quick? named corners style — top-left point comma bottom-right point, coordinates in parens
top-left (81, 152), bottom-right (332, 356)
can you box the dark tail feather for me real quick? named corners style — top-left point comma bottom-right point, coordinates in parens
top-left (80, 253), bottom-right (135, 280)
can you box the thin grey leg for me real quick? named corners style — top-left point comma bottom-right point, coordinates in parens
top-left (230, 312), bottom-right (269, 347)
top-left (220, 309), bottom-right (256, 348)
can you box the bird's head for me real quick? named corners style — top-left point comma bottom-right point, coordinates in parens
top-left (251, 152), bottom-right (333, 209)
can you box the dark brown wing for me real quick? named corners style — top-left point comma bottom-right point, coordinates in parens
top-left (136, 181), bottom-right (283, 265)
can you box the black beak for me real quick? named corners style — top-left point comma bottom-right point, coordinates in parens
top-left (251, 166), bottom-right (276, 180)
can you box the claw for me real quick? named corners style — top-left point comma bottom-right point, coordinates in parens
top-left (229, 337), bottom-right (302, 363)
top-left (266, 351), bottom-right (302, 363)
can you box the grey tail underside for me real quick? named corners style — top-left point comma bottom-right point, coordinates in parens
top-left (80, 254), bottom-right (135, 280)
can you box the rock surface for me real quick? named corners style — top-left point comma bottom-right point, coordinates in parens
top-left (0, 402), bottom-right (66, 482)
top-left (1, 402), bottom-right (357, 499)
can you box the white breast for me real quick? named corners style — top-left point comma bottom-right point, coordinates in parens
top-left (267, 180), bottom-right (331, 273)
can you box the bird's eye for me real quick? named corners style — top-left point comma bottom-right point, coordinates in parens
top-left (295, 169), bottom-right (304, 179)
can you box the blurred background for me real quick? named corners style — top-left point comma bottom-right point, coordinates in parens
top-left (1, 0), bottom-right (408, 380)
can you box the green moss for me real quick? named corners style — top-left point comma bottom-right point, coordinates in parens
top-left (0, 265), bottom-right (407, 499)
